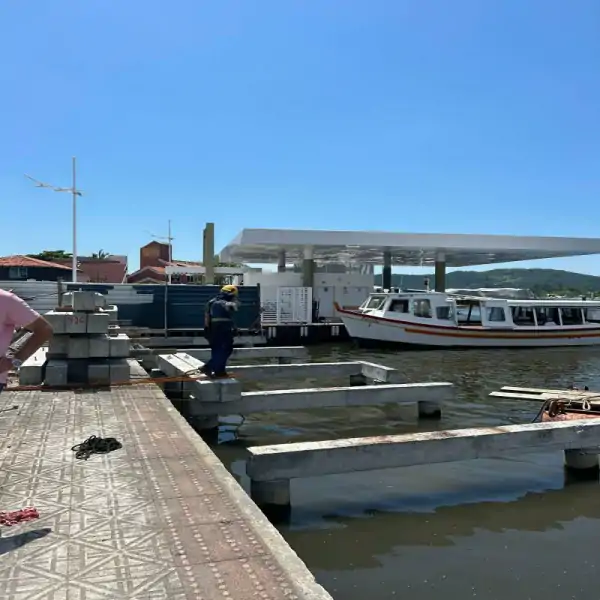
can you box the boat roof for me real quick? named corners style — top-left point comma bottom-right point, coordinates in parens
top-left (503, 299), bottom-right (600, 307)
top-left (369, 290), bottom-right (600, 306)
top-left (220, 228), bottom-right (600, 267)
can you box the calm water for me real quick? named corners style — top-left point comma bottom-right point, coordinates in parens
top-left (212, 344), bottom-right (600, 600)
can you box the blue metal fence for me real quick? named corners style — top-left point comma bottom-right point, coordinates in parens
top-left (65, 283), bottom-right (261, 330)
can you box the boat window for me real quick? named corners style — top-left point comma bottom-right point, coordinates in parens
top-left (534, 307), bottom-right (560, 326)
top-left (389, 299), bottom-right (409, 313)
top-left (436, 305), bottom-right (454, 320)
top-left (456, 303), bottom-right (482, 324)
top-left (364, 295), bottom-right (386, 310)
top-left (584, 308), bottom-right (600, 323)
top-left (486, 307), bottom-right (506, 322)
top-left (413, 299), bottom-right (432, 318)
top-left (560, 307), bottom-right (584, 325)
top-left (511, 306), bottom-right (535, 326)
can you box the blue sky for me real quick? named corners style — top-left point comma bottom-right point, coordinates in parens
top-left (1, 0), bottom-right (599, 273)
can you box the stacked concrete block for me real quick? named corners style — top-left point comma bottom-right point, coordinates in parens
top-left (19, 291), bottom-right (132, 387)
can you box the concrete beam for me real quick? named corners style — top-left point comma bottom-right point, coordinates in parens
top-left (247, 418), bottom-right (600, 482)
top-left (169, 351), bottom-right (400, 383)
top-left (359, 361), bottom-right (402, 383)
top-left (190, 382), bottom-right (452, 416)
top-left (135, 335), bottom-right (266, 348)
top-left (182, 346), bottom-right (309, 361)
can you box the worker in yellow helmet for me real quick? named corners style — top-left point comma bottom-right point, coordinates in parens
top-left (201, 285), bottom-right (239, 378)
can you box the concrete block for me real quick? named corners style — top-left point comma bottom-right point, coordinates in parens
top-left (68, 336), bottom-right (90, 359)
top-left (188, 378), bottom-right (243, 405)
top-left (63, 291), bottom-right (107, 311)
top-left (45, 311), bottom-right (67, 334)
top-left (109, 333), bottom-right (130, 358)
top-left (89, 335), bottom-right (110, 358)
top-left (109, 359), bottom-right (130, 383)
top-left (88, 363), bottom-right (110, 385)
top-left (86, 312), bottom-right (110, 334)
top-left (45, 360), bottom-right (68, 386)
top-left (102, 305), bottom-right (118, 323)
top-left (48, 335), bottom-right (69, 356)
top-left (19, 348), bottom-right (48, 385)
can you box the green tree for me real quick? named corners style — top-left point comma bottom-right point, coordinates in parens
top-left (91, 249), bottom-right (110, 260)
top-left (28, 250), bottom-right (72, 261)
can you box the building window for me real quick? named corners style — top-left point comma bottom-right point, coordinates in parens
top-left (8, 267), bottom-right (28, 279)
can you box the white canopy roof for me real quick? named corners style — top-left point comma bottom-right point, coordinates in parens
top-left (220, 228), bottom-right (600, 267)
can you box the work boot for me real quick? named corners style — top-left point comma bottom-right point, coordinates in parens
top-left (212, 372), bottom-right (230, 379)
top-left (199, 365), bottom-right (214, 378)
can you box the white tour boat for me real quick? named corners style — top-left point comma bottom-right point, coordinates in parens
top-left (334, 291), bottom-right (600, 348)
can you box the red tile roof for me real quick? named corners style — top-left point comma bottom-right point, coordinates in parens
top-left (0, 255), bottom-right (73, 270)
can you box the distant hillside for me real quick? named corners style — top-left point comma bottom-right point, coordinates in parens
top-left (374, 268), bottom-right (600, 296)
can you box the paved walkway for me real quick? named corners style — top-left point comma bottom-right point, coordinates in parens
top-left (0, 379), bottom-right (332, 599)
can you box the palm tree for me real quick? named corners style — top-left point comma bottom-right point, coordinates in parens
top-left (91, 249), bottom-right (110, 260)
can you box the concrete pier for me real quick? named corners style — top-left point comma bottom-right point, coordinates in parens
top-left (155, 352), bottom-right (451, 420)
top-left (0, 373), bottom-right (332, 599)
top-left (246, 419), bottom-right (600, 519)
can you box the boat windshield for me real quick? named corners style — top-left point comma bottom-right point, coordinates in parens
top-left (361, 294), bottom-right (387, 310)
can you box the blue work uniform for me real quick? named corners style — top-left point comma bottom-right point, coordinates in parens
top-left (202, 293), bottom-right (237, 376)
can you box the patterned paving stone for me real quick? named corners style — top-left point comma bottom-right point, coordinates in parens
top-left (0, 383), bottom-right (331, 600)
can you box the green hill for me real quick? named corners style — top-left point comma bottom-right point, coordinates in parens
top-left (374, 268), bottom-right (600, 296)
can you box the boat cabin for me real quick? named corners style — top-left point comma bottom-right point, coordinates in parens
top-left (358, 292), bottom-right (600, 328)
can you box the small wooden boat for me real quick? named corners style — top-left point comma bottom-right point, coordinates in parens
top-left (490, 385), bottom-right (600, 422)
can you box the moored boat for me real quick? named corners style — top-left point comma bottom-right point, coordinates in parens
top-left (334, 291), bottom-right (600, 348)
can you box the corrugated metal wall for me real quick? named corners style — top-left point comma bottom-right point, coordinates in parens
top-left (0, 282), bottom-right (260, 329)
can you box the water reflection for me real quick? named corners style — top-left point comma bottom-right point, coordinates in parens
top-left (211, 343), bottom-right (600, 600)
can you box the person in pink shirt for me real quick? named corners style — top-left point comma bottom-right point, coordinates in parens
top-left (0, 289), bottom-right (53, 391)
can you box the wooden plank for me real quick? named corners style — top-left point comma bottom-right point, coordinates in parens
top-left (246, 418), bottom-right (600, 482)
top-left (489, 391), bottom-right (549, 401)
top-left (501, 386), bottom-right (598, 397)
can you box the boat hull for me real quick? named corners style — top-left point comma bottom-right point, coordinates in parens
top-left (337, 308), bottom-right (600, 348)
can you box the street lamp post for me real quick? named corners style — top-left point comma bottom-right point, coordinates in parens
top-left (25, 156), bottom-right (83, 283)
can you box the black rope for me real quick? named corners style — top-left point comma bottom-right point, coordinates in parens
top-left (71, 435), bottom-right (122, 460)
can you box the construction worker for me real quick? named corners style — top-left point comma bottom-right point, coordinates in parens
top-left (201, 285), bottom-right (239, 378)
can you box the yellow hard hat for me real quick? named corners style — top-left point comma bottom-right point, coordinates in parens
top-left (221, 284), bottom-right (238, 295)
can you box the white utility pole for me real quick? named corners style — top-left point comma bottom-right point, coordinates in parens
top-left (25, 156), bottom-right (82, 283)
